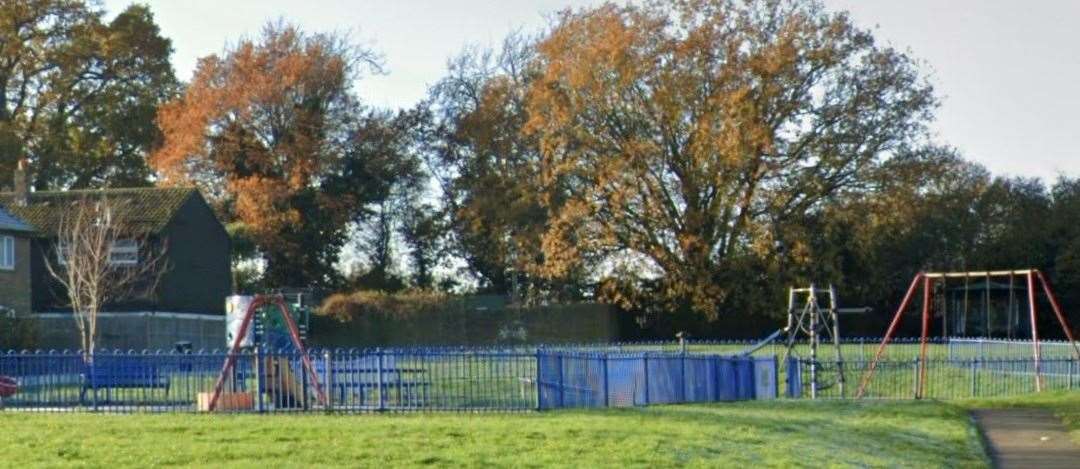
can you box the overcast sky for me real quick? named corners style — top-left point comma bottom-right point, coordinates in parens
top-left (104, 0), bottom-right (1080, 181)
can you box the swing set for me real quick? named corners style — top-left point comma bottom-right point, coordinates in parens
top-left (856, 269), bottom-right (1080, 399)
top-left (206, 294), bottom-right (327, 411)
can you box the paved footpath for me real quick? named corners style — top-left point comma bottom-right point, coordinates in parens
top-left (972, 409), bottom-right (1080, 469)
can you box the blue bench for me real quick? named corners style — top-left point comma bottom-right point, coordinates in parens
top-left (80, 358), bottom-right (170, 403)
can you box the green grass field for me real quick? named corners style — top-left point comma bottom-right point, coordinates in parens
top-left (1, 400), bottom-right (988, 468)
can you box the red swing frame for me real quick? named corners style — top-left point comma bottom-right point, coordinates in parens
top-left (206, 294), bottom-right (327, 411)
top-left (855, 269), bottom-right (1080, 399)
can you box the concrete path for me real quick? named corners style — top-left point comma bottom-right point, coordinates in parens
top-left (972, 409), bottom-right (1080, 469)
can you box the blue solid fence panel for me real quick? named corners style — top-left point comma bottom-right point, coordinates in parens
top-left (684, 355), bottom-right (716, 402)
top-left (533, 351), bottom-right (776, 410)
top-left (753, 356), bottom-right (778, 399)
top-left (537, 352), bottom-right (559, 410)
top-left (646, 355), bottom-right (681, 405)
top-left (735, 357), bottom-right (755, 399)
top-left (605, 355), bottom-right (643, 407)
top-left (716, 357), bottom-right (739, 401)
top-left (786, 356), bottom-right (802, 398)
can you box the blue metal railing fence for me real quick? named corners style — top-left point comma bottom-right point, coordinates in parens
top-left (1, 337), bottom-right (1076, 413)
top-left (0, 347), bottom-right (776, 413)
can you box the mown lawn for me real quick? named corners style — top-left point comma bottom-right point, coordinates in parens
top-left (2, 400), bottom-right (986, 468)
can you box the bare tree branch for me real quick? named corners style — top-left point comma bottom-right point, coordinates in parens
top-left (43, 195), bottom-right (169, 361)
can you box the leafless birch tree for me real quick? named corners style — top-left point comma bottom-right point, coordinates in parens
top-left (44, 196), bottom-right (168, 361)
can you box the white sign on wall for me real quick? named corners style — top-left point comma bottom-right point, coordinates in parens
top-left (225, 295), bottom-right (255, 348)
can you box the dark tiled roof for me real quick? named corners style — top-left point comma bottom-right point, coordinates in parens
top-left (0, 187), bottom-right (197, 236)
top-left (0, 206), bottom-right (32, 232)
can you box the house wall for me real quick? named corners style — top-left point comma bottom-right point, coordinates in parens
top-left (0, 231), bottom-right (31, 316)
top-left (31, 193), bottom-right (231, 315)
top-left (157, 194), bottom-right (231, 314)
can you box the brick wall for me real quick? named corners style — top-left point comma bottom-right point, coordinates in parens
top-left (0, 232), bottom-right (31, 316)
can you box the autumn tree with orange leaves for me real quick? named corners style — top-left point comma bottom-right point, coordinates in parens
top-left (420, 33), bottom-right (587, 299)
top-left (152, 23), bottom-right (407, 288)
top-left (519, 0), bottom-right (937, 317)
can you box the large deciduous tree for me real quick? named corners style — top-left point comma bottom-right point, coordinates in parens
top-left (152, 22), bottom-right (393, 289)
top-left (0, 1), bottom-right (177, 189)
top-left (422, 34), bottom-right (588, 299)
top-left (522, 0), bottom-right (937, 316)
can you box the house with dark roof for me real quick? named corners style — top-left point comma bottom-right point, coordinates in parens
top-left (0, 163), bottom-right (231, 318)
top-left (0, 204), bottom-right (33, 317)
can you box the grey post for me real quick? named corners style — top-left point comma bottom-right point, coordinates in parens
top-left (323, 349), bottom-right (333, 413)
top-left (970, 358), bottom-right (977, 398)
top-left (913, 357), bottom-right (920, 399)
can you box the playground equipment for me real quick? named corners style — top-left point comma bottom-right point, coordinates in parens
top-left (783, 285), bottom-right (843, 398)
top-left (856, 269), bottom-right (1080, 398)
top-left (736, 284), bottom-right (868, 398)
top-left (779, 285), bottom-right (870, 398)
top-left (207, 294), bottom-right (327, 411)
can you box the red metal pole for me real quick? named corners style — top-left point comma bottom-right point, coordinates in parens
top-left (1026, 272), bottom-right (1043, 392)
top-left (918, 275), bottom-right (932, 399)
top-left (208, 296), bottom-right (265, 411)
top-left (1035, 270), bottom-right (1080, 360)
top-left (273, 298), bottom-right (328, 406)
top-left (856, 273), bottom-right (923, 398)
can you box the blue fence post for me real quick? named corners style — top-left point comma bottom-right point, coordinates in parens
top-left (772, 355), bottom-right (779, 399)
top-left (602, 354), bottom-right (609, 408)
top-left (712, 355), bottom-right (721, 402)
top-left (377, 349), bottom-right (386, 412)
top-left (557, 353), bottom-right (564, 408)
top-left (679, 353), bottom-right (687, 403)
top-left (90, 351), bottom-right (98, 412)
top-left (970, 358), bottom-right (977, 398)
top-left (1070, 359), bottom-right (1075, 391)
top-left (642, 353), bottom-right (650, 405)
top-left (534, 348), bottom-right (542, 410)
top-left (256, 346), bottom-right (265, 413)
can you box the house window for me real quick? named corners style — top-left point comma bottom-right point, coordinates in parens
top-left (109, 239), bottom-right (139, 265)
top-left (56, 241), bottom-right (68, 266)
top-left (56, 239), bottom-right (139, 266)
top-left (0, 235), bottom-right (13, 270)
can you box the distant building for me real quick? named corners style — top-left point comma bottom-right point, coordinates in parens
top-left (0, 204), bottom-right (33, 317)
top-left (0, 162), bottom-right (231, 349)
